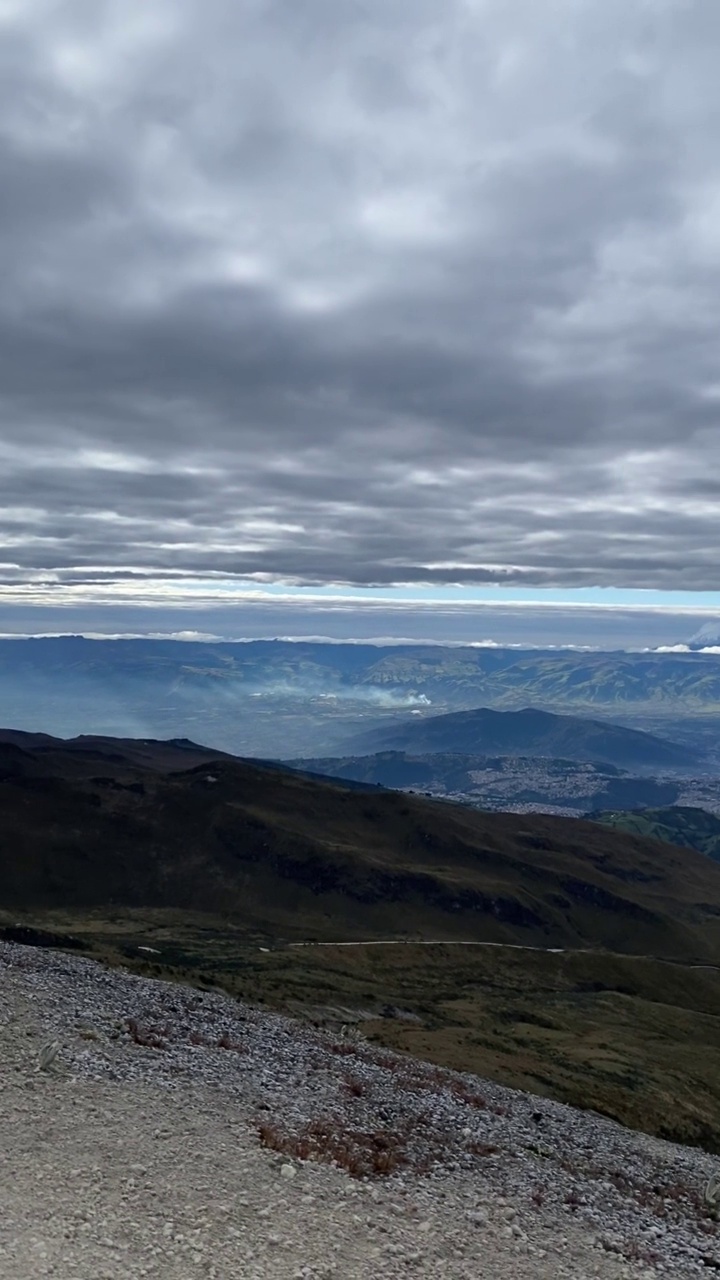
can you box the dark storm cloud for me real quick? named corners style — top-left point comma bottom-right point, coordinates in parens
top-left (1, 0), bottom-right (720, 598)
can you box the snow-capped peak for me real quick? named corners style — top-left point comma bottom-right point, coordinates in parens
top-left (688, 621), bottom-right (720, 650)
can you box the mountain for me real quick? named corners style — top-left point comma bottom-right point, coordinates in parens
top-left (342, 706), bottom-right (700, 771)
top-left (689, 622), bottom-right (720, 650)
top-left (1, 728), bottom-right (720, 961)
top-left (289, 750), bottom-right (681, 812)
top-left (1, 637), bottom-right (720, 761)
top-left (588, 806), bottom-right (720, 862)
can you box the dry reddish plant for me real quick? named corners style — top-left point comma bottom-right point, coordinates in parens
top-left (125, 1017), bottom-right (170, 1049)
top-left (341, 1073), bottom-right (366, 1097)
top-left (467, 1141), bottom-right (499, 1157)
top-left (449, 1083), bottom-right (487, 1110)
top-left (364, 1050), bottom-right (514, 1119)
top-left (256, 1117), bottom-right (410, 1179)
top-left (125, 1016), bottom-right (247, 1054)
top-left (589, 1165), bottom-right (710, 1225)
top-left (621, 1241), bottom-right (663, 1266)
top-left (216, 1031), bottom-right (247, 1052)
top-left (607, 1169), bottom-right (634, 1193)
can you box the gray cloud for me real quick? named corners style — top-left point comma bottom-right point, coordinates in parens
top-left (1, 0), bottom-right (719, 596)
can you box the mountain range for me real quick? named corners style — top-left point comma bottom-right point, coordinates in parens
top-left (0, 637), bottom-right (719, 760)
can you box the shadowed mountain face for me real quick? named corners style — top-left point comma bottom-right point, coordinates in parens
top-left (0, 727), bottom-right (235, 776)
top-left (342, 707), bottom-right (700, 771)
top-left (0, 729), bottom-right (720, 960)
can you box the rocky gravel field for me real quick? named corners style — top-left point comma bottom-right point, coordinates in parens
top-left (1, 939), bottom-right (718, 1278)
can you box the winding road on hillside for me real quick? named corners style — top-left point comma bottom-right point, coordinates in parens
top-left (288, 940), bottom-right (567, 952)
top-left (285, 938), bottom-right (720, 971)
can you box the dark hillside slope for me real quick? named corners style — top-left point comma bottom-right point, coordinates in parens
top-left (0, 728), bottom-right (234, 774)
top-left (347, 706), bottom-right (698, 770)
top-left (0, 731), bottom-right (719, 959)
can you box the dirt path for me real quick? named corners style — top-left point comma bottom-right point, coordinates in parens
top-left (0, 1069), bottom-right (656, 1280)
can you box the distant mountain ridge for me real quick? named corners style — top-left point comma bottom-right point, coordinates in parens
top-left (1, 636), bottom-right (720, 735)
top-left (342, 706), bottom-right (700, 771)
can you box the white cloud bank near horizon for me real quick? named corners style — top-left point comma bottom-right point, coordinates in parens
top-left (0, 594), bottom-right (719, 651)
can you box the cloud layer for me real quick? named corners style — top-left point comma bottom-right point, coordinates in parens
top-left (2, 0), bottom-right (720, 596)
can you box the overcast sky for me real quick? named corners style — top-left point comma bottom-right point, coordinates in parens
top-left (2, 0), bottom-right (720, 639)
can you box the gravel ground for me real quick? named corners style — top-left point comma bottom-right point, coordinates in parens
top-left (1, 940), bottom-right (719, 1279)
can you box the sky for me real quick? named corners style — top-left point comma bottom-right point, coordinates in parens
top-left (2, 0), bottom-right (720, 646)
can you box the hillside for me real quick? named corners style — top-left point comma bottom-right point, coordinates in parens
top-left (588, 805), bottom-right (720, 862)
top-left (342, 706), bottom-right (699, 771)
top-left (0, 729), bottom-right (719, 960)
top-left (289, 750), bottom-right (681, 811)
top-left (0, 727), bottom-right (235, 775)
top-left (5, 728), bottom-right (720, 1152)
top-left (4, 943), bottom-right (718, 1277)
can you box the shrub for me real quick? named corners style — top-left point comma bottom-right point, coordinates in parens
top-left (256, 1118), bottom-right (409, 1179)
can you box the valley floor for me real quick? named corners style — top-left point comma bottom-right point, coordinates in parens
top-left (0, 940), bottom-right (717, 1279)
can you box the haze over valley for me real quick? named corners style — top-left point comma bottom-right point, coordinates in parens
top-left (2, 633), bottom-right (720, 758)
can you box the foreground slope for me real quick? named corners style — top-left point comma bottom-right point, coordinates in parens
top-left (5, 939), bottom-right (715, 1278)
top-left (1, 730), bottom-right (720, 959)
